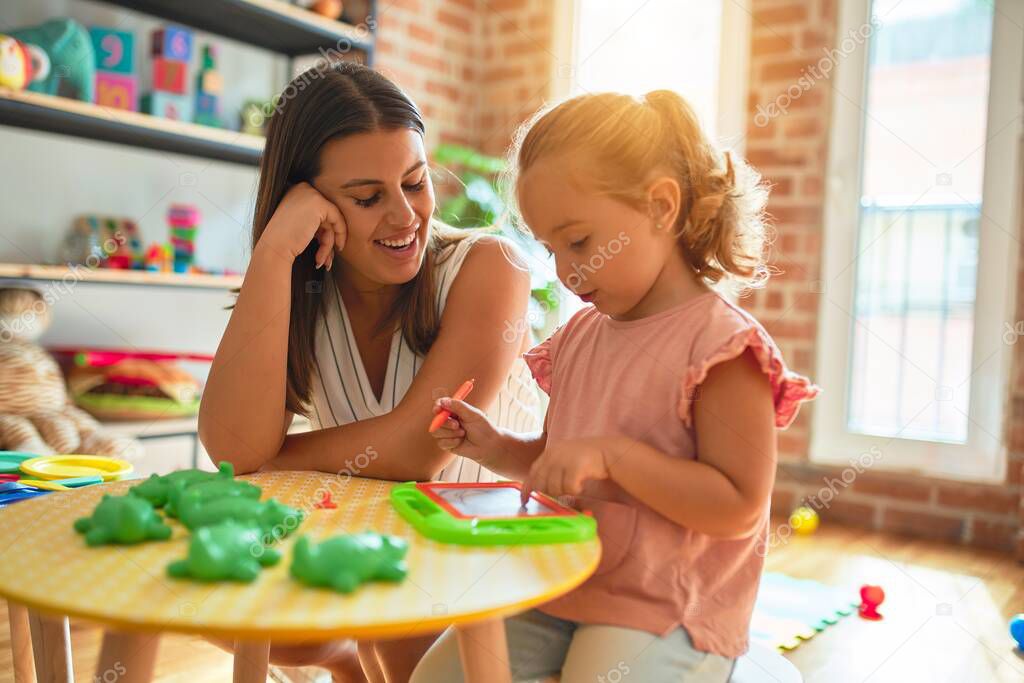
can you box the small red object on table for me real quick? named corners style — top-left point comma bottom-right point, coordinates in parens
top-left (314, 491), bottom-right (337, 509)
top-left (858, 584), bottom-right (885, 620)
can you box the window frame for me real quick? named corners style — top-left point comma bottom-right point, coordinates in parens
top-left (811, 0), bottom-right (1023, 482)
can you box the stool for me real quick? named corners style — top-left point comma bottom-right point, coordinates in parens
top-left (730, 642), bottom-right (802, 682)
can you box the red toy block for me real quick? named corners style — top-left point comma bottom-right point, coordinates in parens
top-left (95, 72), bottom-right (137, 111)
top-left (152, 58), bottom-right (187, 94)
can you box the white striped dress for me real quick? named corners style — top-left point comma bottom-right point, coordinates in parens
top-left (306, 234), bottom-right (541, 482)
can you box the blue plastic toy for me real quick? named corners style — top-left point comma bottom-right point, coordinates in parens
top-left (1011, 614), bottom-right (1024, 651)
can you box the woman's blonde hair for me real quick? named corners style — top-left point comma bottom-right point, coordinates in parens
top-left (505, 90), bottom-right (770, 287)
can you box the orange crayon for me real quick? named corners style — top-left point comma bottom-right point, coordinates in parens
top-left (428, 379), bottom-right (475, 433)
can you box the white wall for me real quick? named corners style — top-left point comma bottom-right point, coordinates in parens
top-left (1, 0), bottom-right (288, 363)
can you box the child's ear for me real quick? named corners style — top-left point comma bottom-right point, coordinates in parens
top-left (646, 176), bottom-right (682, 232)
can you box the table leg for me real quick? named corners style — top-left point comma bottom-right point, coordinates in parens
top-left (233, 640), bottom-right (270, 682)
top-left (7, 601), bottom-right (35, 682)
top-left (455, 618), bottom-right (511, 683)
top-left (27, 609), bottom-right (73, 683)
top-left (96, 630), bottom-right (160, 683)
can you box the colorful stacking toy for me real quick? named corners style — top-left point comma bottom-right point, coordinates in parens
top-left (167, 204), bottom-right (200, 273)
top-left (142, 25), bottom-right (193, 121)
top-left (193, 44), bottom-right (223, 128)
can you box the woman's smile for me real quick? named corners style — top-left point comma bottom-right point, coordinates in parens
top-left (373, 224), bottom-right (422, 261)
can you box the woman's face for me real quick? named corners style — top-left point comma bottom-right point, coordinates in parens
top-left (312, 128), bottom-right (434, 287)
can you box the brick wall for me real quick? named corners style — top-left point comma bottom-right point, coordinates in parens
top-left (742, 0), bottom-right (1024, 559)
top-left (371, 0), bottom-right (1024, 559)
top-left (373, 0), bottom-right (554, 157)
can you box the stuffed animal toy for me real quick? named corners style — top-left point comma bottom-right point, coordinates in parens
top-left (0, 287), bottom-right (139, 458)
top-left (0, 34), bottom-right (50, 91)
top-left (9, 18), bottom-right (95, 101)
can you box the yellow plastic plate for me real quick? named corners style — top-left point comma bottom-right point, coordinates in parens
top-left (20, 455), bottom-right (133, 482)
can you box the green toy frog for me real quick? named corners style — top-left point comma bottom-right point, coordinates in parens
top-left (290, 533), bottom-right (409, 594)
top-left (73, 494), bottom-right (172, 546)
top-left (164, 474), bottom-right (261, 519)
top-left (167, 521), bottom-right (280, 583)
top-left (129, 461), bottom-right (235, 507)
top-left (178, 496), bottom-right (304, 539)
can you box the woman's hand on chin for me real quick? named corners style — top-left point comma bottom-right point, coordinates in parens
top-left (258, 181), bottom-right (348, 269)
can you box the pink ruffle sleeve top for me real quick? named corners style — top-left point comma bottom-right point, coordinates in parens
top-left (523, 291), bottom-right (819, 658)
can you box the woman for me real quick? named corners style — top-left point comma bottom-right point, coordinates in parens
top-left (199, 61), bottom-right (539, 682)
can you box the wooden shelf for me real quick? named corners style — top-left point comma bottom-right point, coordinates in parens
top-left (92, 0), bottom-right (375, 57)
top-left (100, 415), bottom-right (311, 439)
top-left (0, 263), bottom-right (242, 290)
top-left (0, 88), bottom-right (264, 166)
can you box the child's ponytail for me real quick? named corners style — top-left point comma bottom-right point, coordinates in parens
top-left (509, 90), bottom-right (769, 288)
top-left (643, 89), bottom-right (768, 287)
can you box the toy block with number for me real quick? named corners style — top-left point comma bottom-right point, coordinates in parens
top-left (196, 69), bottom-right (223, 96)
top-left (152, 58), bottom-right (187, 94)
top-left (95, 72), bottom-right (137, 111)
top-left (141, 91), bottom-right (193, 121)
top-left (89, 27), bottom-right (134, 74)
top-left (195, 93), bottom-right (219, 116)
top-left (151, 26), bottom-right (193, 62)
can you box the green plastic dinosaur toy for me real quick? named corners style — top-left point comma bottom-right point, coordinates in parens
top-left (73, 494), bottom-right (172, 547)
top-left (129, 461), bottom-right (235, 507)
top-left (167, 521), bottom-right (280, 583)
top-left (289, 533), bottom-right (409, 594)
top-left (178, 496), bottom-right (304, 538)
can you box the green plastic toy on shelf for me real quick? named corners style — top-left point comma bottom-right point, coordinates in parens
top-left (290, 533), bottom-right (409, 594)
top-left (73, 494), bottom-right (172, 546)
top-left (129, 461), bottom-right (235, 507)
top-left (178, 496), bottom-right (304, 538)
top-left (167, 521), bottom-right (280, 583)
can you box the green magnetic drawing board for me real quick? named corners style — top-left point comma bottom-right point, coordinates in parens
top-left (389, 481), bottom-right (596, 546)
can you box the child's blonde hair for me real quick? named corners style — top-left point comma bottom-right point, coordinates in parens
top-left (506, 90), bottom-right (769, 287)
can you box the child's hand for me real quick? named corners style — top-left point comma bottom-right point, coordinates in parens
top-left (258, 182), bottom-right (348, 269)
top-left (430, 398), bottom-right (500, 462)
top-left (522, 437), bottom-right (609, 501)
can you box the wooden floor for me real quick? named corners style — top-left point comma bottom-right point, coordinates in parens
top-left (1, 523), bottom-right (1022, 682)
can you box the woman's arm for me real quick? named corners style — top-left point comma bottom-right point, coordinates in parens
top-left (199, 182), bottom-right (346, 473)
top-left (265, 236), bottom-right (533, 481)
top-left (198, 244), bottom-right (296, 471)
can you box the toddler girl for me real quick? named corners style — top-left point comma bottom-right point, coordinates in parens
top-left (412, 90), bottom-right (818, 682)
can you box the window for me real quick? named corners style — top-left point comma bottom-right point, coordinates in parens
top-left (813, 0), bottom-right (1022, 480)
top-left (546, 0), bottom-right (751, 320)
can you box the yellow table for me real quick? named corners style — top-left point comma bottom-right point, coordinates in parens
top-left (0, 472), bottom-right (600, 682)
